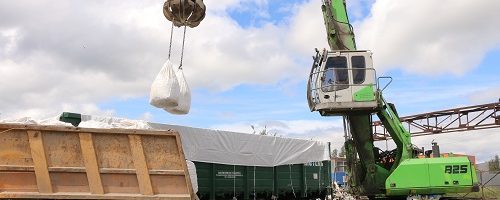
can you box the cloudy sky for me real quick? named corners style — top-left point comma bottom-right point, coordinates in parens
top-left (1, 0), bottom-right (499, 162)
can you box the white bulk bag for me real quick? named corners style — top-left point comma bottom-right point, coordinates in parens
top-left (149, 60), bottom-right (180, 108)
top-left (165, 68), bottom-right (191, 115)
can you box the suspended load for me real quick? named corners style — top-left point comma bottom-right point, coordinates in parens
top-left (149, 60), bottom-right (191, 115)
top-left (150, 0), bottom-right (205, 115)
top-left (149, 60), bottom-right (180, 109)
top-left (165, 68), bottom-right (191, 115)
top-left (163, 0), bottom-right (206, 28)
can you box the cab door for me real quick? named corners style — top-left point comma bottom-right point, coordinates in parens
top-left (347, 52), bottom-right (376, 102)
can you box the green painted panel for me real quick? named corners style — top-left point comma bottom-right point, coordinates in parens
top-left (353, 85), bottom-right (375, 102)
top-left (194, 161), bottom-right (332, 200)
top-left (385, 157), bottom-right (478, 196)
top-left (386, 159), bottom-right (431, 196)
top-left (427, 157), bottom-right (475, 194)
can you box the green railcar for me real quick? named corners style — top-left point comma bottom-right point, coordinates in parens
top-left (194, 161), bottom-right (332, 200)
top-left (59, 112), bottom-right (334, 199)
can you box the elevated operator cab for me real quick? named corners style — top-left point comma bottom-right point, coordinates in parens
top-left (307, 50), bottom-right (378, 116)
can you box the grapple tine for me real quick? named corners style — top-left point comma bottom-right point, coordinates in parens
top-left (170, 0), bottom-right (184, 27)
top-left (187, 0), bottom-right (206, 28)
top-left (163, 1), bottom-right (175, 23)
top-left (183, 0), bottom-right (196, 21)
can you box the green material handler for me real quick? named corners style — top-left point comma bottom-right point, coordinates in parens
top-left (307, 0), bottom-right (480, 198)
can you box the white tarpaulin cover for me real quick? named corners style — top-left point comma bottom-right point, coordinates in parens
top-left (76, 115), bottom-right (330, 167)
top-left (2, 115), bottom-right (330, 167)
top-left (79, 115), bottom-right (151, 129)
top-left (0, 116), bottom-right (73, 127)
top-left (148, 123), bottom-right (330, 167)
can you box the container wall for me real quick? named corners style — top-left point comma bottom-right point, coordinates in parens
top-left (0, 124), bottom-right (194, 200)
top-left (194, 160), bottom-right (332, 200)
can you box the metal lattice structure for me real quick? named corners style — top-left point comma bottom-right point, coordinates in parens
top-left (373, 102), bottom-right (500, 141)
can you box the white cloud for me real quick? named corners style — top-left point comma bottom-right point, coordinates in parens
top-left (287, 0), bottom-right (328, 56)
top-left (1, 0), bottom-right (498, 165)
top-left (0, 103), bottom-right (114, 121)
top-left (182, 16), bottom-right (304, 91)
top-left (468, 86), bottom-right (500, 104)
top-left (205, 0), bottom-right (248, 12)
top-left (356, 0), bottom-right (500, 75)
top-left (139, 112), bottom-right (154, 121)
top-left (0, 0), bottom-right (324, 118)
top-left (347, 0), bottom-right (375, 21)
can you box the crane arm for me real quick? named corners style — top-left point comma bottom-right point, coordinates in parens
top-left (376, 94), bottom-right (413, 170)
top-left (321, 0), bottom-right (357, 50)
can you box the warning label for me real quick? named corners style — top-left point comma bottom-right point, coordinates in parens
top-left (216, 171), bottom-right (243, 179)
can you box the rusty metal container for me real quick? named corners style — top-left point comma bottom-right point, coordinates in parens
top-left (0, 123), bottom-right (194, 199)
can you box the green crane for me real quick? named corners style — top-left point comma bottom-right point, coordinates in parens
top-left (307, 0), bottom-right (480, 198)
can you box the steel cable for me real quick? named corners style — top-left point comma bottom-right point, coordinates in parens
top-left (179, 25), bottom-right (187, 69)
top-left (168, 22), bottom-right (174, 59)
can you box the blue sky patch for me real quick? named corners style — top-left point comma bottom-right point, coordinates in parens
top-left (228, 0), bottom-right (306, 28)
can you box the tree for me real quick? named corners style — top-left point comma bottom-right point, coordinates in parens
top-left (488, 154), bottom-right (500, 172)
top-left (250, 125), bottom-right (278, 137)
top-left (338, 144), bottom-right (346, 157)
top-left (331, 149), bottom-right (339, 158)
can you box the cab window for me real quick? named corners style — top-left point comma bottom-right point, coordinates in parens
top-left (322, 56), bottom-right (348, 92)
top-left (352, 56), bottom-right (366, 84)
